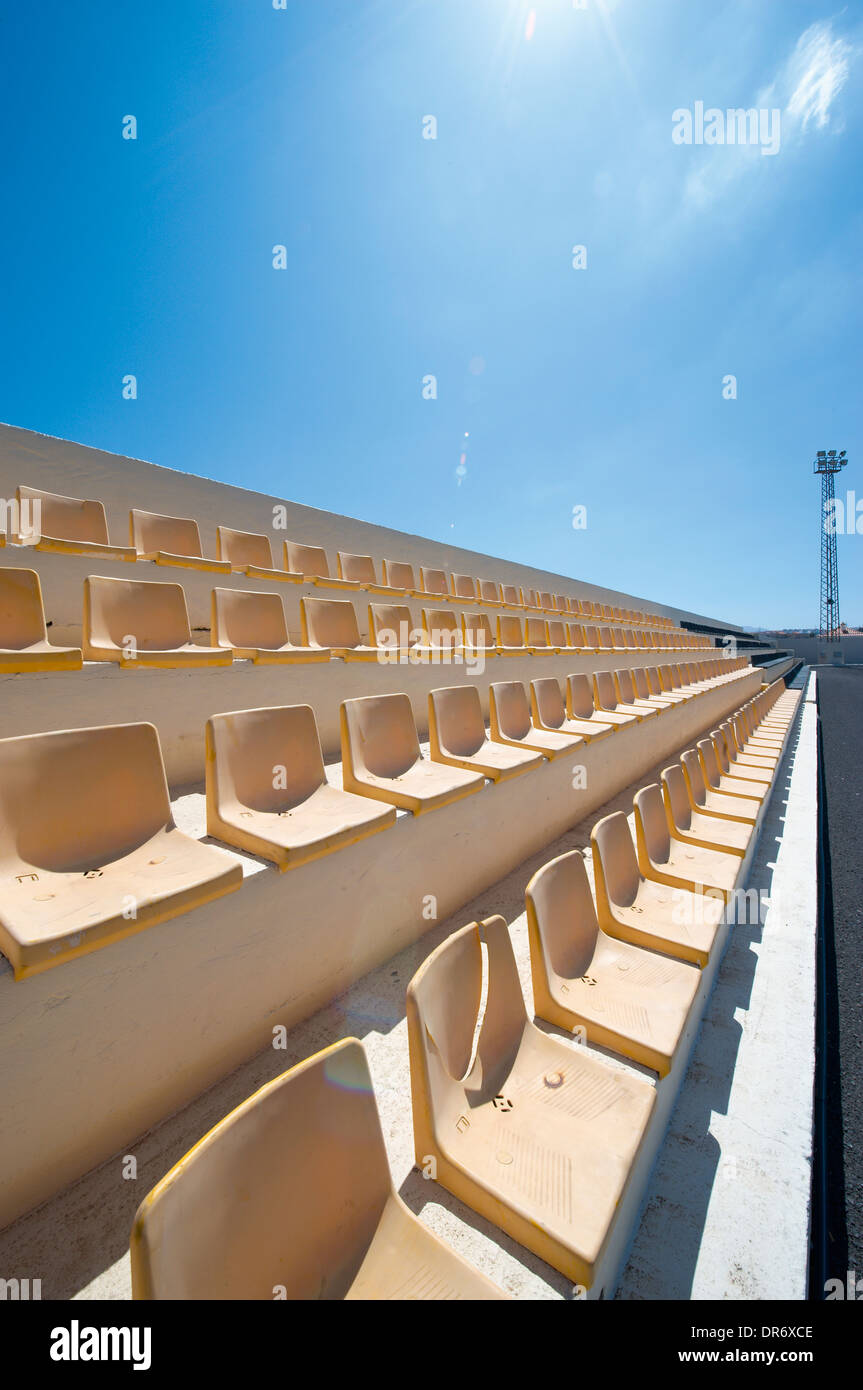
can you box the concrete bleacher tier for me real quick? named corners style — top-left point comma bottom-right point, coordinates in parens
top-left (0, 423), bottom-right (800, 1296)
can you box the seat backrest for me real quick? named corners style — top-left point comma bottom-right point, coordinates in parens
top-left (522, 588), bottom-right (539, 610)
top-left (497, 615), bottom-right (525, 649)
top-left (420, 567), bottom-right (448, 597)
top-left (566, 672), bottom-right (595, 720)
top-left (681, 748), bottom-right (708, 807)
top-left (478, 579), bottom-right (500, 605)
top-left (369, 602), bottom-right (415, 648)
top-left (594, 670), bottom-right (619, 711)
top-left (583, 624), bottom-right (599, 647)
top-left (0, 722), bottom-right (171, 875)
top-left (553, 595), bottom-right (568, 614)
top-left (207, 704), bottom-right (326, 814)
top-left (407, 916), bottom-right (526, 1115)
top-left (591, 811), bottom-right (641, 911)
top-left (422, 608), bottom-right (461, 649)
top-left (525, 617), bottom-right (548, 648)
top-left (462, 611), bottom-right (495, 650)
top-left (17, 485), bottom-right (110, 545)
top-left (547, 619), bottom-right (568, 649)
top-left (338, 552), bottom-right (377, 586)
top-left (634, 784), bottom-right (672, 866)
top-left (382, 559), bottom-right (416, 590)
top-left (623, 630), bottom-right (636, 648)
top-left (568, 622), bottom-right (586, 648)
top-left (130, 509), bottom-right (204, 559)
top-left (130, 1038), bottom-right (392, 1300)
top-left (341, 693), bottom-right (420, 779)
top-left (301, 597), bottom-right (362, 649)
top-left (537, 590), bottom-right (553, 612)
top-left (531, 677), bottom-right (566, 730)
top-left (85, 576), bottom-right (192, 651)
top-left (631, 667), bottom-right (651, 700)
top-left (490, 681), bottom-right (531, 741)
top-left (525, 849), bottom-right (599, 984)
top-left (429, 685), bottom-right (486, 759)
top-left (216, 526), bottom-right (274, 570)
top-left (661, 765), bottom-right (693, 832)
top-left (0, 568), bottom-right (47, 648)
top-left (597, 627), bottom-right (612, 649)
top-left (450, 573), bottom-right (477, 601)
top-left (615, 668), bottom-right (637, 703)
top-left (285, 541), bottom-right (332, 580)
top-left (500, 583), bottom-right (522, 607)
top-left (212, 588), bottom-right (289, 651)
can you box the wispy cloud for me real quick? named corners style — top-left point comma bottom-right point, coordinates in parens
top-left (681, 18), bottom-right (856, 210)
top-left (784, 21), bottom-right (853, 131)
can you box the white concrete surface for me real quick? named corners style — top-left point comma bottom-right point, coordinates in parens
top-left (618, 669), bottom-right (815, 1299)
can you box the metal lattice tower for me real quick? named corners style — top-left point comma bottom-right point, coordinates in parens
top-left (814, 450), bottom-right (848, 641)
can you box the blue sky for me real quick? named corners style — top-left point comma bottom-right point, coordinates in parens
top-left (1, 0), bottom-right (860, 627)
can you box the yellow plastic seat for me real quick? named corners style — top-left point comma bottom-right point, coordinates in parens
top-left (429, 685), bottom-right (543, 782)
top-left (526, 849), bottom-right (700, 1077)
top-left (285, 541), bottom-right (359, 590)
top-left (660, 765), bottom-right (751, 856)
top-left (581, 624), bottom-right (601, 652)
top-left (407, 914), bottom-right (656, 1288)
top-left (206, 705), bottom-right (395, 869)
top-left (0, 568), bottom-right (82, 672)
top-left (0, 721), bottom-right (241, 980)
top-left (419, 567), bottom-right (449, 599)
top-left (538, 589), bottom-right (554, 613)
top-left (497, 614), bottom-right (526, 656)
top-left (130, 508), bottom-right (231, 573)
top-left (565, 672), bottom-right (626, 734)
top-left (337, 552), bottom-right (407, 596)
top-left (216, 526), bottom-right (302, 582)
top-left (614, 668), bottom-right (661, 719)
top-left (633, 784), bottom-right (741, 899)
top-left (450, 573), bottom-right (478, 602)
top-left (680, 748), bottom-right (759, 824)
top-left (382, 559), bottom-right (421, 594)
top-left (546, 619), bottom-right (571, 653)
top-left (369, 602), bottom-right (427, 657)
top-left (131, 1038), bottom-right (505, 1300)
top-left (83, 576), bottom-right (232, 667)
top-left (478, 579), bottom-right (501, 606)
top-left (500, 583), bottom-right (523, 608)
top-left (13, 485), bottom-right (136, 560)
top-left (300, 597), bottom-right (379, 660)
top-left (630, 666), bottom-right (676, 711)
top-left (715, 725), bottom-right (773, 784)
top-left (211, 588), bottom-right (330, 663)
top-left (525, 617), bottom-right (552, 654)
top-left (698, 735), bottom-right (769, 804)
top-left (531, 676), bottom-right (613, 742)
top-left (644, 665), bottom-right (688, 704)
top-left (490, 680), bottom-right (582, 759)
top-left (341, 693), bottom-right (484, 814)
top-left (553, 594), bottom-right (569, 615)
top-left (567, 622), bottom-right (588, 651)
top-left (591, 811), bottom-right (723, 968)
top-left (593, 671), bottom-right (641, 726)
top-left (461, 611), bottom-right (498, 660)
top-left (421, 608), bottom-right (464, 657)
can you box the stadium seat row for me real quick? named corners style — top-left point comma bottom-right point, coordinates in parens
top-left (128, 678), bottom-right (796, 1299)
top-left (0, 568), bottom-right (711, 673)
top-left (0, 659), bottom-right (750, 979)
top-left (4, 484), bottom-right (687, 627)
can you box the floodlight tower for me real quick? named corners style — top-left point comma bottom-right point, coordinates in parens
top-left (813, 449), bottom-right (848, 641)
